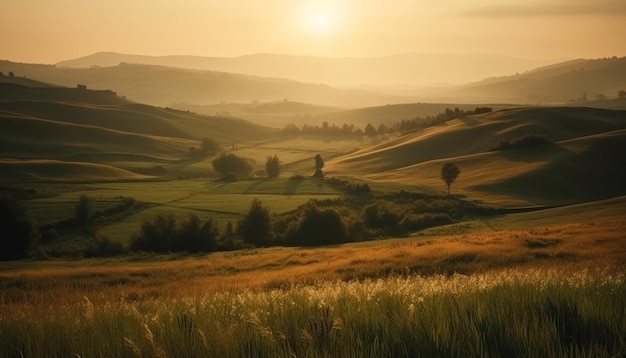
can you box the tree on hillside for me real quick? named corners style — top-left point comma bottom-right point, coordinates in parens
top-left (266, 154), bottom-right (281, 178)
top-left (0, 194), bottom-right (36, 261)
top-left (237, 199), bottom-right (273, 247)
top-left (8, 71), bottom-right (14, 77)
top-left (440, 162), bottom-right (460, 195)
top-left (313, 154), bottom-right (325, 178)
top-left (618, 90), bottom-right (626, 99)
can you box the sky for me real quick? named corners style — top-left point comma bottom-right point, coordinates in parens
top-left (2, 0), bottom-right (626, 64)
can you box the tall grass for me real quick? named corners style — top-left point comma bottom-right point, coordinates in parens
top-left (1, 269), bottom-right (624, 357)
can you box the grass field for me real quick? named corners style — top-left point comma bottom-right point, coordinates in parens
top-left (1, 213), bottom-right (625, 356)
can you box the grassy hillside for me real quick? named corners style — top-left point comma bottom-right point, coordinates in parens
top-left (328, 107), bottom-right (626, 206)
top-left (0, 82), bottom-right (276, 181)
top-left (0, 159), bottom-right (152, 182)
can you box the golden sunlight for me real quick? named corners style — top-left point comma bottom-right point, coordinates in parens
top-left (300, 1), bottom-right (341, 36)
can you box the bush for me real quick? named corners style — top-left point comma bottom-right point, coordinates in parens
top-left (362, 203), bottom-right (403, 229)
top-left (83, 236), bottom-right (127, 257)
top-left (0, 194), bottom-right (36, 260)
top-left (288, 204), bottom-right (347, 246)
top-left (212, 153), bottom-right (254, 179)
top-left (400, 213), bottom-right (453, 231)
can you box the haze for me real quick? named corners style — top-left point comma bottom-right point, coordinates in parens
top-left (3, 0), bottom-right (626, 65)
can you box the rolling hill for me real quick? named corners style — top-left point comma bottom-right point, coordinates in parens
top-left (55, 52), bottom-right (553, 88)
top-left (437, 57), bottom-right (626, 104)
top-left (0, 81), bottom-right (276, 182)
top-left (328, 107), bottom-right (626, 206)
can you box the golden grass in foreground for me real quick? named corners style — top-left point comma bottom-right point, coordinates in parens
top-left (1, 218), bottom-right (624, 308)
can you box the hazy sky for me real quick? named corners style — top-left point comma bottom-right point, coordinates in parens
top-left (2, 0), bottom-right (626, 63)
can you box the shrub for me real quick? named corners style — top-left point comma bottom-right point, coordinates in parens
top-left (400, 213), bottom-right (453, 231)
top-left (83, 236), bottom-right (127, 257)
top-left (362, 203), bottom-right (403, 229)
top-left (0, 194), bottom-right (36, 260)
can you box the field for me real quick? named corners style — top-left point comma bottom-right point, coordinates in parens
top-left (1, 212), bottom-right (625, 356)
top-left (2, 80), bottom-right (626, 356)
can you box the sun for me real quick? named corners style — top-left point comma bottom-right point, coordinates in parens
top-left (300, 2), bottom-right (340, 36)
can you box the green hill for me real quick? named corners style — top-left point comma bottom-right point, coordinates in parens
top-left (0, 82), bottom-right (276, 182)
top-left (328, 107), bottom-right (626, 206)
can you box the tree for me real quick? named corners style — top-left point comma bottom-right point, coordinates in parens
top-left (200, 137), bottom-right (220, 156)
top-left (313, 154), bottom-right (324, 178)
top-left (618, 90), bottom-right (626, 99)
top-left (440, 162), bottom-right (460, 195)
top-left (75, 195), bottom-right (94, 226)
top-left (8, 71), bottom-right (14, 77)
top-left (288, 204), bottom-right (347, 246)
top-left (0, 194), bottom-right (36, 260)
top-left (266, 154), bottom-right (281, 178)
top-left (364, 123), bottom-right (377, 137)
top-left (212, 153), bottom-right (254, 179)
top-left (237, 199), bottom-right (273, 247)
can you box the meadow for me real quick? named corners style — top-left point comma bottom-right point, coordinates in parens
top-left (1, 208), bottom-right (625, 357)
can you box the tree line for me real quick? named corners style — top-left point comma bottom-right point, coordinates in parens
top-left (281, 107), bottom-right (492, 138)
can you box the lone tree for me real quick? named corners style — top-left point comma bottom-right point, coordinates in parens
top-left (440, 162), bottom-right (460, 195)
top-left (618, 90), bottom-right (626, 99)
top-left (313, 154), bottom-right (324, 178)
top-left (266, 154), bottom-right (281, 178)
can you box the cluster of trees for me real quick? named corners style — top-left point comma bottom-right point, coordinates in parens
top-left (282, 122), bottom-right (366, 137)
top-left (281, 107), bottom-right (493, 138)
top-left (131, 214), bottom-right (220, 253)
top-left (211, 153), bottom-right (285, 179)
top-left (394, 107), bottom-right (492, 133)
top-left (489, 134), bottom-right (551, 152)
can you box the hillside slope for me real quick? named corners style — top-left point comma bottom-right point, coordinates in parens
top-left (443, 57), bottom-right (626, 103)
top-left (0, 82), bottom-right (275, 181)
top-left (328, 107), bottom-right (626, 206)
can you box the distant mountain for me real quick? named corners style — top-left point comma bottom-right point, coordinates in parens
top-left (0, 60), bottom-right (404, 108)
top-left (436, 57), bottom-right (626, 103)
top-left (56, 52), bottom-right (554, 87)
